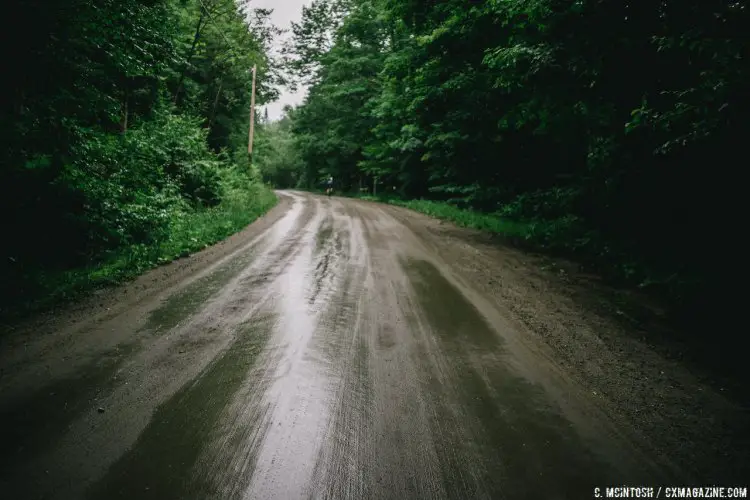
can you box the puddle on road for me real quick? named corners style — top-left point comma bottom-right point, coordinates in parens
top-left (0, 343), bottom-right (135, 490)
top-left (87, 315), bottom-right (275, 500)
top-left (402, 258), bottom-right (620, 499)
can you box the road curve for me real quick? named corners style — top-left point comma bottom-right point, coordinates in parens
top-left (0, 191), bottom-right (704, 499)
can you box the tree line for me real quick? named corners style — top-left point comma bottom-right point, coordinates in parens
top-left (0, 0), bottom-right (280, 316)
top-left (260, 0), bottom-right (746, 327)
top-left (1, 0), bottom-right (743, 331)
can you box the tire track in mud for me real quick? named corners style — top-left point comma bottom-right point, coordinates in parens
top-left (183, 197), bottom-right (373, 500)
top-left (87, 314), bottom-right (278, 500)
top-left (151, 195), bottom-right (343, 500)
top-left (345, 202), bottom-right (449, 499)
top-left (4, 192), bottom-right (695, 500)
top-left (145, 193), bottom-right (318, 335)
top-left (190, 200), bottom-right (331, 500)
top-left (79, 194), bottom-right (325, 500)
top-left (399, 257), bottom-right (625, 499)
top-left (308, 200), bottom-right (350, 312)
top-left (302, 201), bottom-right (395, 500)
top-left (309, 200), bottom-right (652, 499)
top-left (318, 199), bottom-right (493, 499)
top-left (239, 198), bottom-right (371, 500)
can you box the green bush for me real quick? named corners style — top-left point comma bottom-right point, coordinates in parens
top-left (178, 160), bottom-right (223, 207)
top-left (0, 108), bottom-right (276, 321)
top-left (127, 113), bottom-right (225, 207)
top-left (498, 187), bottom-right (583, 221)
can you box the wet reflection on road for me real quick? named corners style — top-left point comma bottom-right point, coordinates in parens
top-left (2, 192), bottom-right (670, 500)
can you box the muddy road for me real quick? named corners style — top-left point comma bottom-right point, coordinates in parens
top-left (1, 191), bottom-right (747, 499)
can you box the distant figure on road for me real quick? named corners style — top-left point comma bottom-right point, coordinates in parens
top-left (326, 176), bottom-right (334, 196)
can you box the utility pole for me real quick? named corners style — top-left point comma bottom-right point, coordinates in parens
top-left (248, 65), bottom-right (257, 156)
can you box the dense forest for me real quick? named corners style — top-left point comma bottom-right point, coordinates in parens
top-left (1, 0), bottom-right (281, 317)
top-left (258, 0), bottom-right (746, 330)
top-left (1, 0), bottom-right (745, 332)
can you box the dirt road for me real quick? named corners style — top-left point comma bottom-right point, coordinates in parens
top-left (1, 191), bottom-right (747, 499)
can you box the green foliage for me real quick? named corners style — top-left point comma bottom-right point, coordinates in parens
top-left (254, 117), bottom-right (304, 188)
top-left (159, 177), bottom-right (277, 261)
top-left (498, 188), bottom-right (583, 221)
top-left (281, 0), bottom-right (746, 322)
top-left (8, 178), bottom-right (277, 321)
top-left (0, 0), bottom-right (281, 318)
top-left (283, 0), bottom-right (350, 88)
top-left (393, 199), bottom-right (530, 238)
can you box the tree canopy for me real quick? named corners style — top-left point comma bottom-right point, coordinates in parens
top-left (270, 0), bottom-right (747, 320)
top-left (2, 0), bottom-right (745, 324)
top-left (1, 0), bottom-right (280, 314)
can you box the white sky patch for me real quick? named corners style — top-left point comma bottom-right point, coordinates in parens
top-left (250, 0), bottom-right (311, 121)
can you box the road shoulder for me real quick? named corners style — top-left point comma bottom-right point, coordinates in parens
top-left (380, 201), bottom-right (749, 484)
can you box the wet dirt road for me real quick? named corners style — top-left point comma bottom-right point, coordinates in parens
top-left (2, 191), bottom-right (741, 499)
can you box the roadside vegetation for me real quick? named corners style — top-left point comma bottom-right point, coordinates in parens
top-left (1, 0), bottom-right (283, 320)
top-left (360, 196), bottom-right (530, 240)
top-left (359, 195), bottom-right (658, 291)
top-left (3, 0), bottom-right (743, 344)
top-left (256, 0), bottom-right (744, 336)
top-left (10, 183), bottom-right (277, 320)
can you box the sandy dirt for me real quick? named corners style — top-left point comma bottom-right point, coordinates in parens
top-left (0, 191), bottom-right (747, 499)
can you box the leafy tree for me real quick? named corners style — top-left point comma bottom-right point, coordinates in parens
top-left (255, 117), bottom-right (304, 188)
top-left (282, 0), bottom-right (749, 321)
top-left (0, 0), bottom-right (280, 313)
top-left (283, 0), bottom-right (351, 88)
